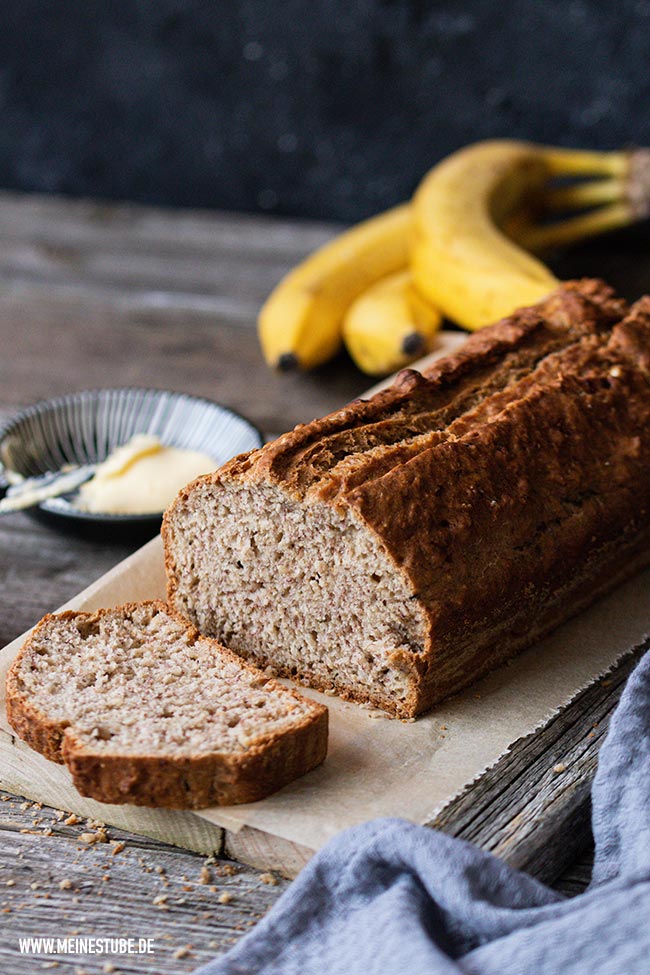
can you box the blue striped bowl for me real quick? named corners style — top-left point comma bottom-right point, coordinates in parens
top-left (0, 388), bottom-right (263, 537)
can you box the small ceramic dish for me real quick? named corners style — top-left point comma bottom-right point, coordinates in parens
top-left (0, 388), bottom-right (263, 539)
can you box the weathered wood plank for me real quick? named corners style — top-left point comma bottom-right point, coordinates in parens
top-left (0, 240), bottom-right (312, 308)
top-left (0, 291), bottom-right (366, 436)
top-left (430, 645), bottom-right (644, 883)
top-left (0, 192), bottom-right (339, 357)
top-left (0, 790), bottom-right (285, 975)
top-left (0, 191), bottom-right (340, 257)
top-left (0, 189), bottom-right (364, 435)
top-left (223, 828), bottom-right (315, 878)
top-left (554, 848), bottom-right (593, 897)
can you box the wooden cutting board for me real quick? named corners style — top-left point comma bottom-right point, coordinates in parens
top-left (1, 334), bottom-right (648, 878)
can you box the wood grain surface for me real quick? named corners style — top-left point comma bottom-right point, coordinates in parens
top-left (0, 790), bottom-right (285, 975)
top-left (0, 192), bottom-right (365, 437)
top-left (1, 190), bottom-right (648, 972)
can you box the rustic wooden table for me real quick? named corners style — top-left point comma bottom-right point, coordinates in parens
top-left (1, 191), bottom-right (647, 973)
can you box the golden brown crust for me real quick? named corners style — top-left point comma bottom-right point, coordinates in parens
top-left (163, 280), bottom-right (650, 717)
top-left (6, 601), bottom-right (328, 809)
top-left (161, 280), bottom-right (623, 612)
top-left (163, 279), bottom-right (624, 507)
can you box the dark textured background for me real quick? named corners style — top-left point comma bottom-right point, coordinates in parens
top-left (1, 0), bottom-right (650, 221)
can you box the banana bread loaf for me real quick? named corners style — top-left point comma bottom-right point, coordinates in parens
top-left (6, 601), bottom-right (328, 807)
top-left (163, 280), bottom-right (650, 718)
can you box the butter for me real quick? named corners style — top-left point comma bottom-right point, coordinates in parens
top-left (77, 434), bottom-right (216, 515)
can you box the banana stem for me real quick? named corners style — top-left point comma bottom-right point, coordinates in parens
top-left (518, 202), bottom-right (633, 252)
top-left (543, 179), bottom-right (624, 211)
top-left (540, 147), bottom-right (650, 219)
top-left (541, 147), bottom-right (629, 179)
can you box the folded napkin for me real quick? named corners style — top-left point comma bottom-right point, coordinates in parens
top-left (200, 648), bottom-right (650, 975)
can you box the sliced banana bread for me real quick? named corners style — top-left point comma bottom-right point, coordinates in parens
top-left (6, 601), bottom-right (328, 808)
top-left (163, 280), bottom-right (650, 718)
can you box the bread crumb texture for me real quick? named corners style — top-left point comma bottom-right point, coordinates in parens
top-left (12, 603), bottom-right (318, 756)
top-left (6, 602), bottom-right (327, 808)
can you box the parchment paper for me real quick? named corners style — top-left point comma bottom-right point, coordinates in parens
top-left (2, 331), bottom-right (648, 854)
top-left (1, 535), bottom-right (648, 853)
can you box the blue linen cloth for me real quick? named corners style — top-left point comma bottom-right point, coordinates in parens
top-left (199, 649), bottom-right (650, 975)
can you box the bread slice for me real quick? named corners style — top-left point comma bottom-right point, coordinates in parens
top-left (6, 601), bottom-right (328, 809)
top-left (163, 280), bottom-right (650, 718)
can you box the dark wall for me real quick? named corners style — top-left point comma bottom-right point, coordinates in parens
top-left (1, 1), bottom-right (649, 221)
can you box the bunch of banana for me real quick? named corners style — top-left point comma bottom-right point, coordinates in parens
top-left (258, 140), bottom-right (650, 376)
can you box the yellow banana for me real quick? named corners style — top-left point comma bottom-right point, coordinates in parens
top-left (258, 204), bottom-right (411, 370)
top-left (342, 270), bottom-right (442, 375)
top-left (258, 139), bottom-right (650, 374)
top-left (411, 141), bottom-right (558, 329)
top-left (412, 140), bottom-right (650, 330)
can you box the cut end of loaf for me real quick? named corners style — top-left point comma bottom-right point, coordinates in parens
top-left (6, 601), bottom-right (328, 808)
top-left (164, 480), bottom-right (428, 717)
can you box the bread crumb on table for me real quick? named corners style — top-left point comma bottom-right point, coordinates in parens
top-left (552, 763), bottom-right (567, 773)
top-left (79, 829), bottom-right (108, 845)
top-left (259, 872), bottom-right (278, 886)
top-left (218, 891), bottom-right (233, 905)
top-left (173, 945), bottom-right (193, 959)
